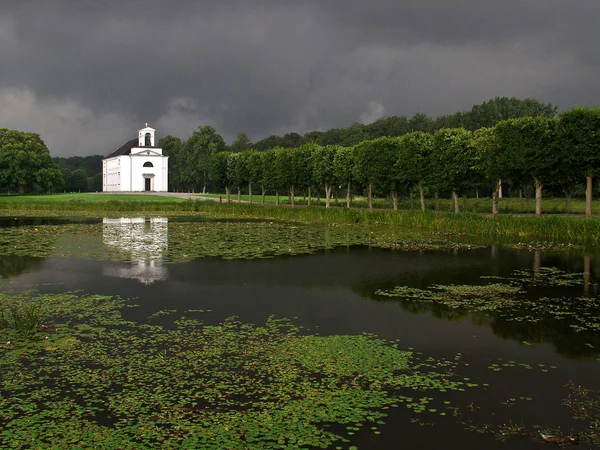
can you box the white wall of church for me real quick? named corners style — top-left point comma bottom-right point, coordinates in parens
top-left (120, 156), bottom-right (132, 191)
top-left (103, 126), bottom-right (168, 192)
top-left (130, 155), bottom-right (168, 192)
top-left (103, 154), bottom-right (168, 192)
top-left (103, 157), bottom-right (123, 191)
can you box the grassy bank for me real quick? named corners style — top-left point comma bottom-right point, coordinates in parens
top-left (1, 193), bottom-right (600, 247)
top-left (0, 193), bottom-right (191, 212)
top-left (198, 192), bottom-right (595, 215)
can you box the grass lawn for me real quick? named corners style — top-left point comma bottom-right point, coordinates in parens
top-left (197, 192), bottom-right (593, 215)
top-left (0, 193), bottom-right (188, 203)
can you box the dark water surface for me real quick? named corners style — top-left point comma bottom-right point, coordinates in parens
top-left (2, 216), bottom-right (599, 449)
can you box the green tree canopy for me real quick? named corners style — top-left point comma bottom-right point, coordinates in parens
top-left (313, 145), bottom-right (339, 208)
top-left (0, 129), bottom-right (63, 193)
top-left (180, 126), bottom-right (226, 192)
top-left (353, 137), bottom-right (400, 210)
top-left (333, 146), bottom-right (355, 208)
top-left (209, 151), bottom-right (233, 201)
top-left (229, 132), bottom-right (253, 153)
top-left (494, 117), bottom-right (556, 216)
top-left (395, 131), bottom-right (433, 211)
top-left (431, 128), bottom-right (477, 213)
top-left (158, 135), bottom-right (184, 192)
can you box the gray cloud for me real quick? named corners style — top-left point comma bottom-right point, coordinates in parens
top-left (0, 0), bottom-right (599, 156)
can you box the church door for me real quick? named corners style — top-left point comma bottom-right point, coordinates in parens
top-left (145, 178), bottom-right (151, 191)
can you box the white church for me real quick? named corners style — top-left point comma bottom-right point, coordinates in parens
top-left (103, 124), bottom-right (168, 192)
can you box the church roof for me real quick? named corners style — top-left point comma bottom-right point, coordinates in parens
top-left (104, 138), bottom-right (139, 159)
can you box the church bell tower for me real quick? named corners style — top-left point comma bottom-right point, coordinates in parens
top-left (138, 123), bottom-right (156, 147)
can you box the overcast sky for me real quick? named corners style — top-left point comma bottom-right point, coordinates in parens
top-left (1, 0), bottom-right (599, 157)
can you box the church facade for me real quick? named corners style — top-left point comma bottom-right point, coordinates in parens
top-left (102, 125), bottom-right (168, 192)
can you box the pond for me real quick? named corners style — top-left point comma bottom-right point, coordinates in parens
top-left (1, 216), bottom-right (599, 449)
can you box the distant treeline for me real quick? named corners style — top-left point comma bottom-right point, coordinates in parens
top-left (249, 97), bottom-right (557, 150)
top-left (53, 155), bottom-right (103, 192)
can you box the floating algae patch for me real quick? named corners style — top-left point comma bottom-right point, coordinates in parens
top-left (0, 220), bottom-right (478, 263)
top-left (375, 268), bottom-right (600, 336)
top-left (562, 381), bottom-right (600, 446)
top-left (0, 291), bottom-right (476, 449)
top-left (482, 266), bottom-right (585, 287)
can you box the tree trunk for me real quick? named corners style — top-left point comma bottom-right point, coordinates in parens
top-left (261, 185), bottom-right (266, 205)
top-left (584, 255), bottom-right (591, 297)
top-left (368, 184), bottom-right (373, 210)
top-left (476, 189), bottom-right (479, 199)
top-left (434, 191), bottom-right (439, 212)
top-left (534, 176), bottom-right (543, 217)
top-left (586, 169), bottom-right (593, 218)
top-left (275, 191), bottom-right (279, 207)
top-left (453, 190), bottom-right (460, 214)
top-left (498, 179), bottom-right (503, 199)
top-left (226, 185), bottom-right (231, 202)
top-left (519, 189), bottom-right (523, 199)
top-left (492, 179), bottom-right (499, 217)
top-left (346, 181), bottom-right (351, 208)
top-left (462, 194), bottom-right (467, 210)
top-left (419, 183), bottom-right (426, 212)
top-left (290, 186), bottom-right (295, 207)
top-left (307, 186), bottom-right (312, 206)
top-left (334, 188), bottom-right (339, 206)
top-left (391, 191), bottom-right (399, 211)
top-left (248, 182), bottom-right (252, 204)
top-left (325, 184), bottom-right (332, 208)
top-left (238, 187), bottom-right (241, 203)
top-left (534, 250), bottom-right (541, 280)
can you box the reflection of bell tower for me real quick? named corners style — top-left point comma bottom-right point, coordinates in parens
top-left (138, 123), bottom-right (155, 147)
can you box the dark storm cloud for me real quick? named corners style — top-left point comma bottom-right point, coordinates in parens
top-left (0, 0), bottom-right (599, 156)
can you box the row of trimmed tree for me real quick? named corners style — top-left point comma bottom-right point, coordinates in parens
top-left (206, 107), bottom-right (600, 217)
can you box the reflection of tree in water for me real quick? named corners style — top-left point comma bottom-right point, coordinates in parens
top-left (353, 259), bottom-right (600, 359)
top-left (490, 316), bottom-right (600, 359)
top-left (0, 255), bottom-right (44, 278)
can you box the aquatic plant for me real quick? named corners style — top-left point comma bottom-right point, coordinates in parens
top-left (563, 381), bottom-right (600, 446)
top-left (375, 267), bottom-right (600, 338)
top-left (0, 291), bottom-right (475, 449)
top-left (9, 302), bottom-right (41, 337)
top-left (0, 307), bottom-right (7, 330)
top-left (0, 220), bottom-right (477, 262)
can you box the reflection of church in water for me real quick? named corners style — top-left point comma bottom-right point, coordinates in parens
top-left (102, 217), bottom-right (168, 284)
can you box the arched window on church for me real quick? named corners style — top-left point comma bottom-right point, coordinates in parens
top-left (143, 161), bottom-right (154, 167)
top-left (145, 132), bottom-right (151, 146)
